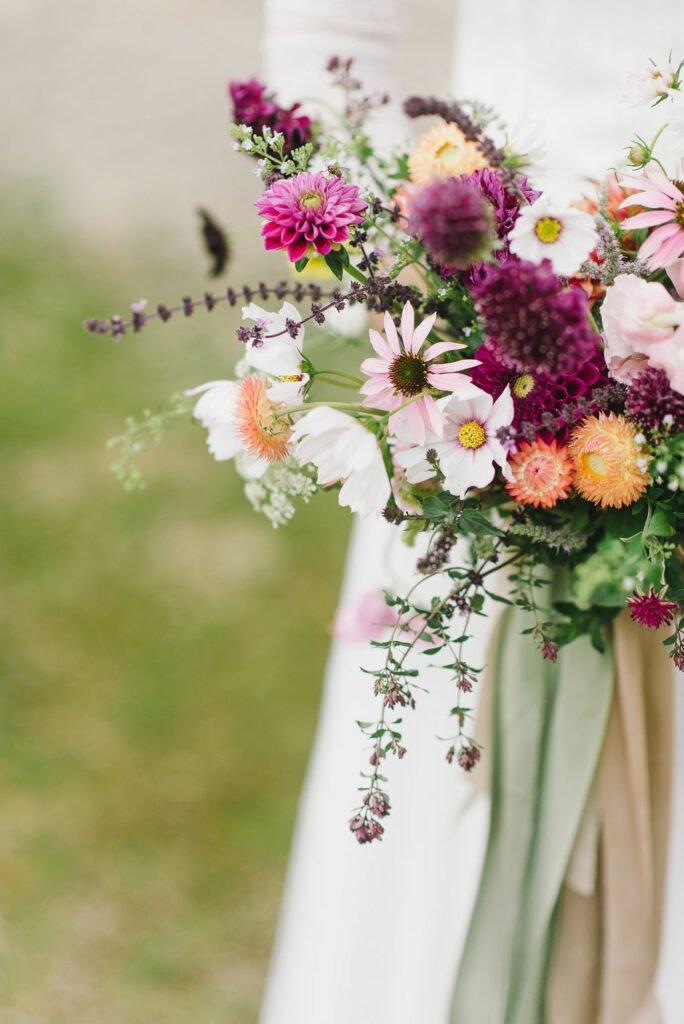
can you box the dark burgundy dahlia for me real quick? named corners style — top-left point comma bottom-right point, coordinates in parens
top-left (470, 340), bottom-right (606, 441)
top-left (472, 258), bottom-right (599, 375)
top-left (230, 79), bottom-right (276, 128)
top-left (229, 78), bottom-right (312, 153)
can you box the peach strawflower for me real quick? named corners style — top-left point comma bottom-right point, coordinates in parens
top-left (506, 439), bottom-right (574, 508)
top-left (408, 124), bottom-right (488, 186)
top-left (569, 413), bottom-right (650, 508)
top-left (236, 377), bottom-right (291, 461)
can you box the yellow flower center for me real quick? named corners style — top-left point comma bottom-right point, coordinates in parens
top-left (534, 216), bottom-right (563, 244)
top-left (458, 420), bottom-right (487, 449)
top-left (435, 142), bottom-right (462, 171)
top-left (279, 374), bottom-right (305, 382)
top-left (300, 190), bottom-right (323, 210)
top-left (582, 452), bottom-right (609, 478)
top-left (513, 373), bottom-right (535, 398)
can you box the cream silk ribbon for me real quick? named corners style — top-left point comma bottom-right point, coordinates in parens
top-left (450, 607), bottom-right (673, 1024)
top-left (546, 613), bottom-right (674, 1024)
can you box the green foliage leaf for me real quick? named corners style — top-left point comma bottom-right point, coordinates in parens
top-left (323, 247), bottom-right (349, 280)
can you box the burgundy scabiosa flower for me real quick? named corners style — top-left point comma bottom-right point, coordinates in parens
top-left (408, 178), bottom-right (495, 270)
top-left (472, 258), bottom-right (600, 374)
top-left (627, 589), bottom-right (679, 630)
top-left (624, 367), bottom-right (684, 438)
top-left (470, 340), bottom-right (605, 440)
top-left (255, 170), bottom-right (367, 263)
top-left (229, 78), bottom-right (312, 153)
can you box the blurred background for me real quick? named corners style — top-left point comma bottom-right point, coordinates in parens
top-left (0, 2), bottom-right (452, 1020)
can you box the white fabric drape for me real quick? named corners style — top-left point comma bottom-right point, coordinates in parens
top-left (259, 3), bottom-right (684, 1022)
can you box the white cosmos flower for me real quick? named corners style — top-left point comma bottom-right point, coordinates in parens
top-left (241, 301), bottom-right (309, 402)
top-left (623, 59), bottom-right (678, 106)
top-left (291, 407), bottom-right (390, 518)
top-left (502, 116), bottom-right (547, 178)
top-left (394, 387), bottom-right (514, 499)
top-left (509, 194), bottom-right (597, 277)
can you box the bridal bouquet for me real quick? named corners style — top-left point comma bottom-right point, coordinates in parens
top-left (88, 56), bottom-right (684, 843)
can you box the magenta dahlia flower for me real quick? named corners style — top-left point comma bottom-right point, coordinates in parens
top-left (472, 258), bottom-right (599, 375)
top-left (255, 171), bottom-right (367, 263)
top-left (360, 302), bottom-right (480, 444)
top-left (627, 589), bottom-right (679, 630)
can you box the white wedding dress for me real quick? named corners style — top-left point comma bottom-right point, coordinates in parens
top-left (259, 3), bottom-right (684, 1022)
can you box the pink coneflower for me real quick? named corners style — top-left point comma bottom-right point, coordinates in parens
top-left (627, 588), bottom-right (679, 630)
top-left (360, 302), bottom-right (480, 444)
top-left (255, 170), bottom-right (367, 263)
top-left (618, 168), bottom-right (684, 269)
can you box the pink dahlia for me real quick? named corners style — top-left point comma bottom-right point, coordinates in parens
top-left (255, 171), bottom-right (367, 263)
top-left (627, 588), bottom-right (679, 630)
top-left (618, 168), bottom-right (684, 269)
top-left (360, 302), bottom-right (480, 444)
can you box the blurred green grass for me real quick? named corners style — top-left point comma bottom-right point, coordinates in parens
top-left (0, 196), bottom-right (349, 1023)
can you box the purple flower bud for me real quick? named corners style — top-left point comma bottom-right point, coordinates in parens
top-left (457, 744), bottom-right (481, 772)
top-left (409, 178), bottom-right (494, 270)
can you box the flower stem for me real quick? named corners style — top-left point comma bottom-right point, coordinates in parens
top-left (382, 391), bottom-right (431, 420)
top-left (311, 369), bottom-right (364, 386)
top-left (278, 400), bottom-right (386, 417)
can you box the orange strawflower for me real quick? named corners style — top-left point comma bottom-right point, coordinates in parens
top-left (408, 124), bottom-right (488, 186)
top-left (569, 413), bottom-right (650, 508)
top-left (236, 377), bottom-right (291, 461)
top-left (506, 439), bottom-right (575, 508)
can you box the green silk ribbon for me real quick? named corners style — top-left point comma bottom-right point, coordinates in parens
top-left (450, 602), bottom-right (614, 1024)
